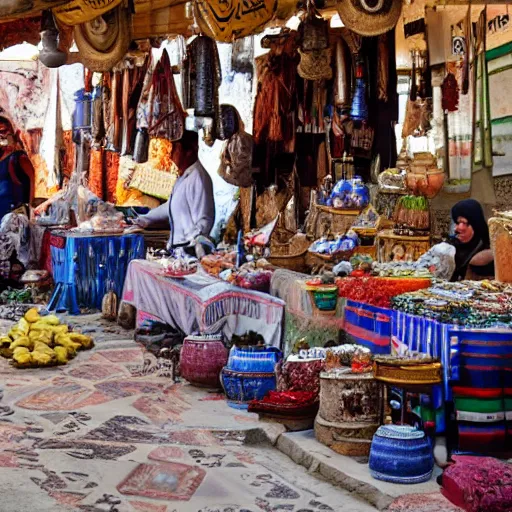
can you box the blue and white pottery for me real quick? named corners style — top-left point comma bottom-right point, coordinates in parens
top-left (227, 346), bottom-right (282, 373)
top-left (369, 425), bottom-right (434, 484)
top-left (220, 368), bottom-right (277, 410)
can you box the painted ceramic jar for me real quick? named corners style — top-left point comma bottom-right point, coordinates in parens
top-left (220, 368), bottom-right (277, 409)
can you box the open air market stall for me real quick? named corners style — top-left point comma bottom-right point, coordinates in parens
top-left (2, 2), bottom-right (512, 507)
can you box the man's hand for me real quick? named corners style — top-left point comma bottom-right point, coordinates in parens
top-left (133, 217), bottom-right (150, 229)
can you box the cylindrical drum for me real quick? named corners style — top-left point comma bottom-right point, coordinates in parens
top-left (315, 371), bottom-right (381, 456)
top-left (369, 425), bottom-right (434, 484)
top-left (180, 335), bottom-right (228, 388)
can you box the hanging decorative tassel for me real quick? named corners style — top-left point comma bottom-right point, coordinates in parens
top-left (441, 72), bottom-right (459, 112)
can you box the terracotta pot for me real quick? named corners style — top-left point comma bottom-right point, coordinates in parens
top-left (406, 170), bottom-right (445, 199)
top-left (180, 336), bottom-right (228, 388)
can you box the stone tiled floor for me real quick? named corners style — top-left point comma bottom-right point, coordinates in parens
top-left (0, 315), bottom-right (378, 512)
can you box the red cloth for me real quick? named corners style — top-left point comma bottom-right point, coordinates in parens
top-left (40, 230), bottom-right (53, 276)
top-left (442, 455), bottom-right (512, 512)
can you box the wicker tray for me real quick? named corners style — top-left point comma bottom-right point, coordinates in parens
top-left (373, 361), bottom-right (442, 385)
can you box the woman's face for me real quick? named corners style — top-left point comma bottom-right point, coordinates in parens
top-left (455, 216), bottom-right (475, 243)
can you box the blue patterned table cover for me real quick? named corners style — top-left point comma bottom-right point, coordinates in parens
top-left (48, 233), bottom-right (145, 314)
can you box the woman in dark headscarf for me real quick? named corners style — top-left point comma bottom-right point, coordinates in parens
top-left (450, 199), bottom-right (494, 281)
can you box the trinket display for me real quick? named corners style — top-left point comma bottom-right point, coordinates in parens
top-left (376, 229), bottom-right (431, 263)
top-left (391, 280), bottom-right (512, 327)
top-left (330, 176), bottom-right (370, 210)
top-left (378, 168), bottom-right (407, 194)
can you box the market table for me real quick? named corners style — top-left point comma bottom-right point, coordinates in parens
top-left (47, 232), bottom-right (145, 314)
top-left (122, 259), bottom-right (285, 347)
top-left (270, 269), bottom-right (346, 354)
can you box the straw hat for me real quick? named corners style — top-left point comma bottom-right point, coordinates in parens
top-left (336, 0), bottom-right (402, 37)
top-left (74, 5), bottom-right (131, 72)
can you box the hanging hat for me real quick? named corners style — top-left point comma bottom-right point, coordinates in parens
top-left (336, 0), bottom-right (402, 37)
top-left (54, 0), bottom-right (123, 26)
top-left (195, 0), bottom-right (276, 42)
top-left (74, 5), bottom-right (131, 72)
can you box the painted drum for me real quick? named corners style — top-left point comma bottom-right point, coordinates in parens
top-left (180, 335), bottom-right (228, 389)
top-left (226, 346), bottom-right (282, 374)
top-left (369, 425), bottom-right (434, 484)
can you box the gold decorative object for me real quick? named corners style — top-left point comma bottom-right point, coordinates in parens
top-left (373, 360), bottom-right (442, 385)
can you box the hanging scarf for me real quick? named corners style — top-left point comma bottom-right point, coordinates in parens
top-left (148, 49), bottom-right (185, 142)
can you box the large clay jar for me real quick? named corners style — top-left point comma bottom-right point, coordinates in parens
top-left (407, 152), bottom-right (445, 199)
top-left (180, 334), bottom-right (228, 388)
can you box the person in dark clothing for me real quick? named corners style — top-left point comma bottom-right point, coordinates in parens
top-left (0, 116), bottom-right (34, 220)
top-left (450, 199), bottom-right (494, 282)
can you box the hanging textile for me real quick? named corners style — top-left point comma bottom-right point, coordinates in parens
top-left (89, 147), bottom-right (104, 199)
top-left (54, 0), bottom-right (123, 25)
top-left (148, 50), bottom-right (185, 142)
top-left (472, 9), bottom-right (496, 209)
top-left (473, 9), bottom-right (493, 172)
top-left (125, 56), bottom-right (150, 156)
top-left (445, 61), bottom-right (472, 183)
top-left (195, 0), bottom-right (276, 43)
top-left (105, 151), bottom-right (120, 204)
top-left (253, 36), bottom-right (297, 145)
top-left (252, 36), bottom-right (298, 191)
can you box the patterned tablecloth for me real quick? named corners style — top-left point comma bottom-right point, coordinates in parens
top-left (48, 232), bottom-right (145, 314)
top-left (122, 260), bottom-right (285, 348)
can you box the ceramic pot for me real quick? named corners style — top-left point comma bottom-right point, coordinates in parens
top-left (369, 425), bottom-right (434, 484)
top-left (220, 368), bottom-right (277, 409)
top-left (226, 346), bottom-right (282, 373)
top-left (180, 335), bottom-right (228, 388)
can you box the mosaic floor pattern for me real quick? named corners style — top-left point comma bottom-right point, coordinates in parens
top-left (0, 316), bottom-right (377, 512)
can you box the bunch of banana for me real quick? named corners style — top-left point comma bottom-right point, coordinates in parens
top-left (2, 308), bottom-right (94, 368)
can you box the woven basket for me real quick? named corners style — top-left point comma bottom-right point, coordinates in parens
top-left (373, 360), bottom-right (442, 385)
top-left (269, 233), bottom-right (310, 273)
top-left (489, 215), bottom-right (512, 283)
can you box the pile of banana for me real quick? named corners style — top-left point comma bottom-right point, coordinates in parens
top-left (0, 308), bottom-right (94, 368)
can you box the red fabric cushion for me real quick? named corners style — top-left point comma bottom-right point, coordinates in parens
top-left (442, 455), bottom-right (512, 512)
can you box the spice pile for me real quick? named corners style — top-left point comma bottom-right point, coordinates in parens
top-left (1, 308), bottom-right (94, 368)
top-left (392, 280), bottom-right (512, 327)
top-left (335, 276), bottom-right (431, 308)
